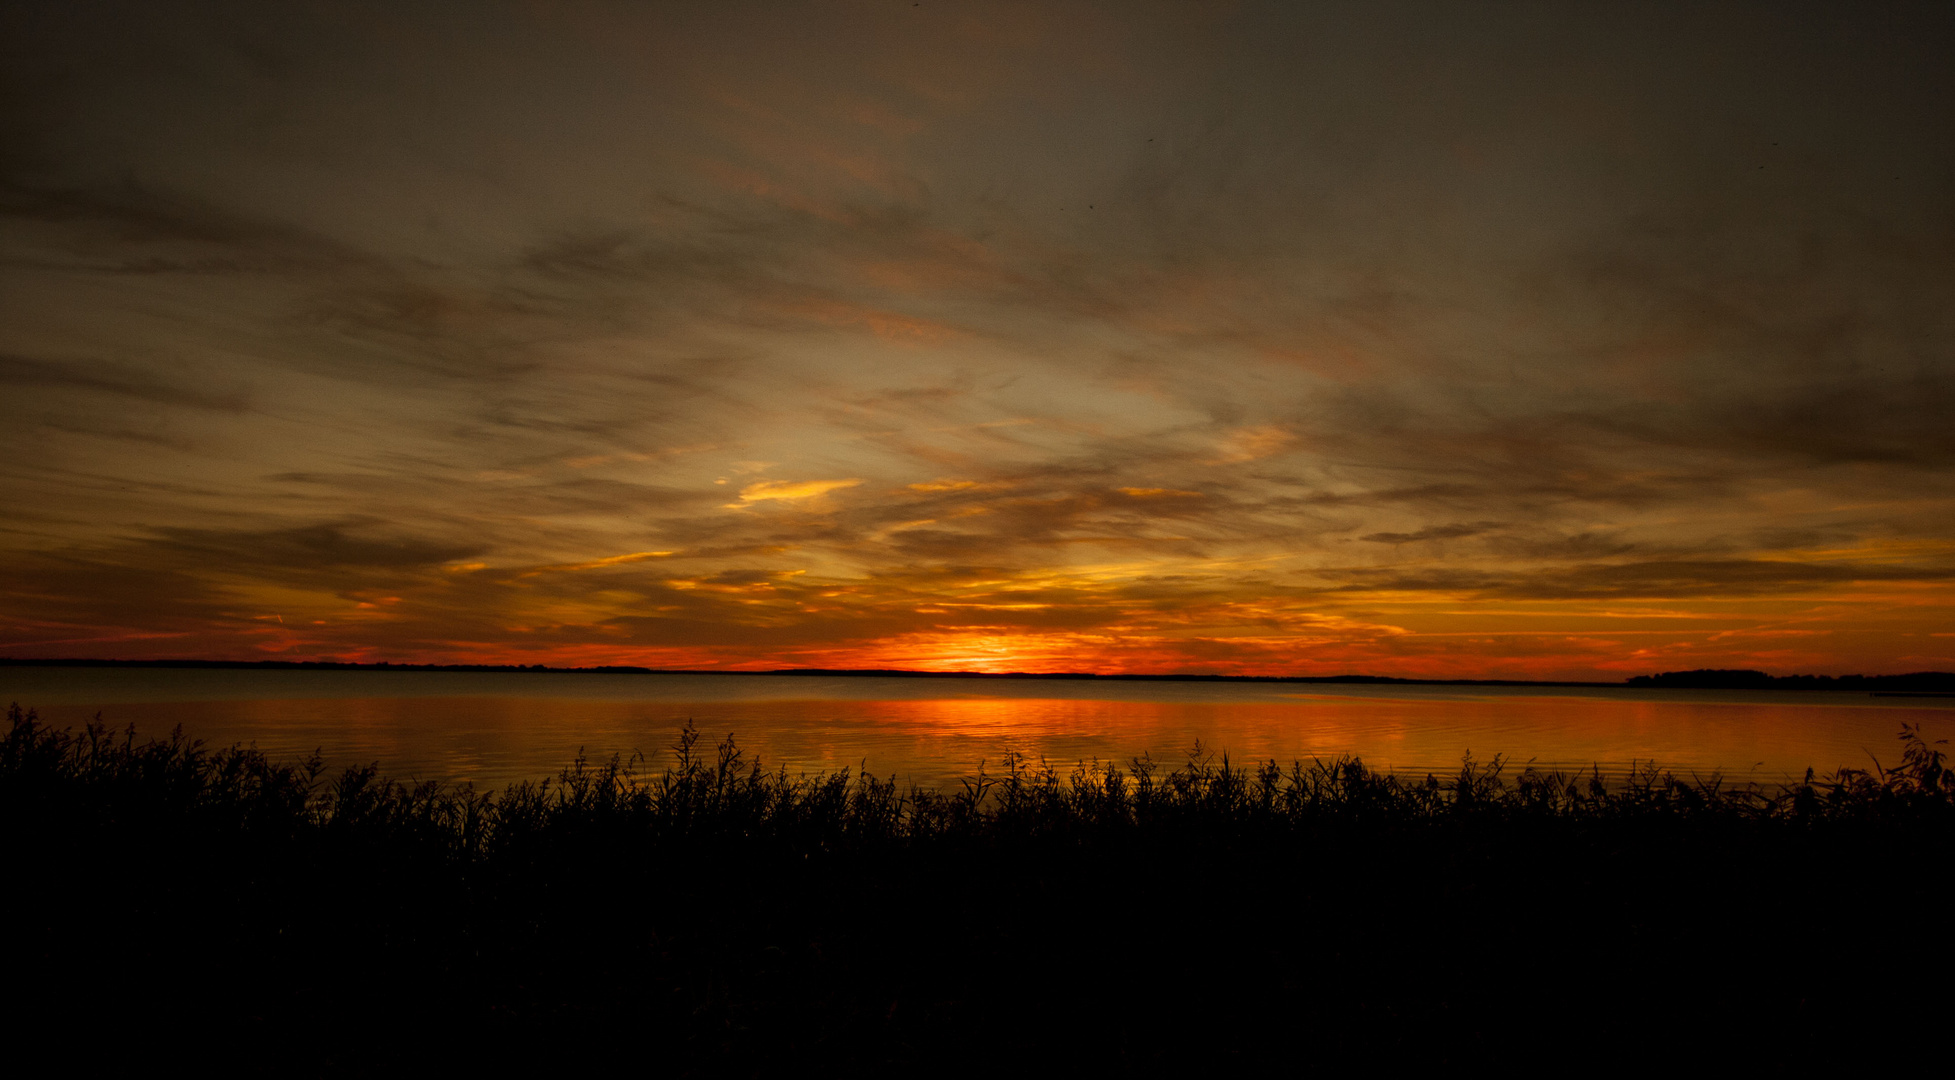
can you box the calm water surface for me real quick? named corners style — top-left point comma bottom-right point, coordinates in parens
top-left (4, 666), bottom-right (1950, 791)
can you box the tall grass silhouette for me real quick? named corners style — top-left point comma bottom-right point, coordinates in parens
top-left (4, 703), bottom-right (1950, 1070)
top-left (11, 707), bottom-right (1946, 845)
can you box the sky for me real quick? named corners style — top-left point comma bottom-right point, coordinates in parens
top-left (2, 0), bottom-right (1953, 679)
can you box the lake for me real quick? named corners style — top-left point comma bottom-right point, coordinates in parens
top-left (4, 665), bottom-right (1949, 792)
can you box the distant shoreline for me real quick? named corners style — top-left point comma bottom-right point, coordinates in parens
top-left (0, 656), bottom-right (1619, 687)
top-left (3, 656), bottom-right (1951, 692)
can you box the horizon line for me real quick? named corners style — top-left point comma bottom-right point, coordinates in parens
top-left (3, 656), bottom-right (1952, 688)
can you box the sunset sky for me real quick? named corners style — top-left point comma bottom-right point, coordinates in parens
top-left (3, 1), bottom-right (1953, 679)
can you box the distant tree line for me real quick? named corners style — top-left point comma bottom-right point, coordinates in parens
top-left (1628, 669), bottom-right (1955, 691)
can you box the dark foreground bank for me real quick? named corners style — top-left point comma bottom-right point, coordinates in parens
top-left (3, 704), bottom-right (1951, 1073)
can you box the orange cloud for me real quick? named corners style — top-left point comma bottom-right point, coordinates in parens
top-left (556, 551), bottom-right (676, 571)
top-left (726, 478), bottom-right (864, 508)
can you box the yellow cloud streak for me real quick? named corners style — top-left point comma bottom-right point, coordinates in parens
top-left (567, 551), bottom-right (676, 570)
top-left (906, 478), bottom-right (1013, 493)
top-left (518, 551), bottom-right (675, 576)
top-left (726, 478), bottom-right (864, 508)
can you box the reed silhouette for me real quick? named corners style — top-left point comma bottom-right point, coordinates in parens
top-left (3, 703), bottom-right (1950, 1071)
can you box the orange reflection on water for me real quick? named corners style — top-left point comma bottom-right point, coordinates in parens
top-left (11, 671), bottom-right (1951, 793)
